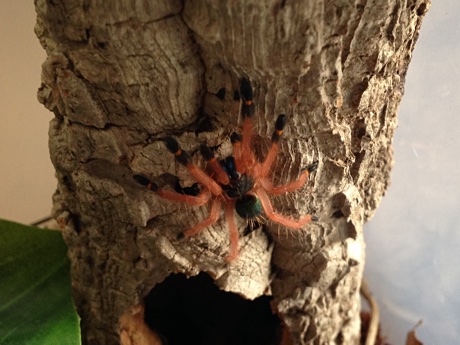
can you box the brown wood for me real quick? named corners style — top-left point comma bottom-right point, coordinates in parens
top-left (35, 0), bottom-right (430, 344)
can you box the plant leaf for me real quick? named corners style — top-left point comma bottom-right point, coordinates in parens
top-left (0, 219), bottom-right (80, 345)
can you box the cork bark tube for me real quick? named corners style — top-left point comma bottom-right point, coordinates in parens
top-left (35, 0), bottom-right (430, 344)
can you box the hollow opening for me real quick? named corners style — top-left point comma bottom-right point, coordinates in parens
top-left (144, 272), bottom-right (283, 345)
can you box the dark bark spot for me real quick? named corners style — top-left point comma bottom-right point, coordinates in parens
top-left (350, 79), bottom-right (369, 108)
top-left (215, 87), bottom-right (226, 100)
top-left (68, 212), bottom-right (82, 234)
top-left (332, 210), bottom-right (345, 218)
top-left (233, 90), bottom-right (240, 101)
top-left (417, 3), bottom-right (428, 16)
top-left (194, 113), bottom-right (214, 134)
top-left (350, 150), bottom-right (365, 182)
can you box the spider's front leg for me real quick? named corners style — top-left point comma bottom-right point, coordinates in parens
top-left (236, 78), bottom-right (256, 172)
top-left (164, 137), bottom-right (223, 196)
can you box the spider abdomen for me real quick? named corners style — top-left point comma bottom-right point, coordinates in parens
top-left (235, 194), bottom-right (263, 219)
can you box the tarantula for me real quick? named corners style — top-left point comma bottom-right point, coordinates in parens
top-left (134, 78), bottom-right (317, 261)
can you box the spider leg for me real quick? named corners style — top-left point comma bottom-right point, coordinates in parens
top-left (259, 161), bottom-right (317, 195)
top-left (157, 189), bottom-right (210, 206)
top-left (183, 199), bottom-right (222, 237)
top-left (230, 126), bottom-right (253, 175)
top-left (239, 78), bottom-right (256, 171)
top-left (241, 116), bottom-right (255, 169)
top-left (164, 137), bottom-right (223, 196)
top-left (133, 174), bottom-right (158, 191)
top-left (259, 114), bottom-right (286, 178)
top-left (230, 132), bottom-right (243, 173)
top-left (255, 187), bottom-right (314, 229)
top-left (240, 78), bottom-right (255, 118)
top-left (134, 175), bottom-right (211, 206)
top-left (260, 174), bottom-right (308, 195)
top-left (200, 144), bottom-right (230, 185)
top-left (224, 200), bottom-right (239, 262)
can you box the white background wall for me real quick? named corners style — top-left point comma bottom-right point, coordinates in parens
top-left (0, 2), bottom-right (54, 224)
top-left (365, 2), bottom-right (460, 344)
top-left (0, 2), bottom-right (458, 344)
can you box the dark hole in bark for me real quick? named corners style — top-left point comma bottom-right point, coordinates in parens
top-left (144, 272), bottom-right (282, 345)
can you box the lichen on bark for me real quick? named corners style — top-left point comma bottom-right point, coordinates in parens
top-left (35, 0), bottom-right (430, 344)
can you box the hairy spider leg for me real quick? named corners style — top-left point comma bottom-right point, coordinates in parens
top-left (230, 132), bottom-right (243, 172)
top-left (200, 144), bottom-right (230, 185)
top-left (133, 174), bottom-right (211, 206)
top-left (164, 137), bottom-right (223, 196)
top-left (259, 114), bottom-right (286, 178)
top-left (239, 78), bottom-right (256, 171)
top-left (187, 164), bottom-right (223, 196)
top-left (255, 187), bottom-right (314, 229)
top-left (256, 114), bottom-right (317, 194)
top-left (240, 117), bottom-right (256, 171)
top-left (224, 200), bottom-right (239, 261)
top-left (183, 199), bottom-right (222, 237)
top-left (157, 189), bottom-right (210, 206)
top-left (260, 161), bottom-right (317, 195)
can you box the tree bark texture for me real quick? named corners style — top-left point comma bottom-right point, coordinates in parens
top-left (35, 0), bottom-right (430, 344)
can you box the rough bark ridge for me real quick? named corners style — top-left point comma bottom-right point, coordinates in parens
top-left (35, 0), bottom-right (429, 344)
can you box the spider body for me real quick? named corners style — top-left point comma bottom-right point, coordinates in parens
top-left (216, 157), bottom-right (262, 219)
top-left (134, 78), bottom-right (316, 262)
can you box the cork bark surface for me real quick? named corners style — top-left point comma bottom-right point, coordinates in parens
top-left (35, 0), bottom-right (430, 344)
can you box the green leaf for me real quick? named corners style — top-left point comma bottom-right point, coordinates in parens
top-left (0, 219), bottom-right (80, 345)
